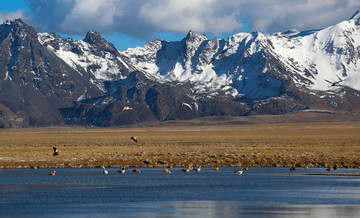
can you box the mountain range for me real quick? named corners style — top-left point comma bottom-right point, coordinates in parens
top-left (1, 11), bottom-right (360, 127)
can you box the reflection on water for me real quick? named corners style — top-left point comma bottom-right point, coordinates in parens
top-left (0, 167), bottom-right (359, 217)
top-left (143, 202), bottom-right (360, 218)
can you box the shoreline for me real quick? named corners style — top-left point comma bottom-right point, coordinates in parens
top-left (1, 121), bottom-right (359, 169)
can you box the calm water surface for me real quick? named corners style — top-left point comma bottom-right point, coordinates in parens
top-left (1, 167), bottom-right (360, 217)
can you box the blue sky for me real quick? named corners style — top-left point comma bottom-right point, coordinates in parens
top-left (1, 0), bottom-right (360, 50)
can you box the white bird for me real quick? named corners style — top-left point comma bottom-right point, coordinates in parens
top-left (103, 166), bottom-right (108, 175)
top-left (118, 167), bottom-right (126, 174)
top-left (182, 168), bottom-right (190, 172)
top-left (180, 103), bottom-right (193, 111)
top-left (235, 168), bottom-right (243, 175)
top-left (208, 49), bottom-right (228, 65)
top-left (194, 166), bottom-right (201, 172)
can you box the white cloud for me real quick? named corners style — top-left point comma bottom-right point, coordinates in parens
top-left (0, 10), bottom-right (25, 23)
top-left (59, 0), bottom-right (125, 33)
top-left (23, 0), bottom-right (360, 40)
top-left (139, 0), bottom-right (243, 35)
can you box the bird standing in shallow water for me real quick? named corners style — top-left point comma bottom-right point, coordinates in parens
top-left (118, 167), bottom-right (126, 174)
top-left (235, 168), bottom-right (243, 175)
top-left (103, 166), bottom-right (108, 175)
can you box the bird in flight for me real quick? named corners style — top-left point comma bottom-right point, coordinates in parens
top-left (53, 147), bottom-right (59, 156)
top-left (180, 102), bottom-right (193, 111)
top-left (325, 76), bottom-right (343, 87)
top-left (130, 136), bottom-right (137, 143)
top-left (208, 49), bottom-right (228, 65)
top-left (122, 105), bottom-right (133, 111)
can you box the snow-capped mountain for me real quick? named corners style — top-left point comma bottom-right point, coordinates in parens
top-left (1, 11), bottom-right (360, 127)
top-left (121, 12), bottom-right (360, 97)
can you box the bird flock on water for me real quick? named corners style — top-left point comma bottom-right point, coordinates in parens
top-left (48, 146), bottom-right (251, 176)
top-left (49, 141), bottom-right (358, 176)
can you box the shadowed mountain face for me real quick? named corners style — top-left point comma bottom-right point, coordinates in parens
top-left (1, 13), bottom-right (360, 127)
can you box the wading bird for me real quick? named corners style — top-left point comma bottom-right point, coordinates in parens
top-left (208, 49), bottom-right (228, 65)
top-left (235, 168), bottom-right (244, 175)
top-left (118, 167), bottom-right (126, 174)
top-left (103, 166), bottom-right (108, 175)
top-left (180, 102), bottom-right (192, 111)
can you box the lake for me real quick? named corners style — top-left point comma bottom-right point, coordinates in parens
top-left (1, 167), bottom-right (360, 217)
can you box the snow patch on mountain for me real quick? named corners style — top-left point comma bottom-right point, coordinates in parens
top-left (38, 33), bottom-right (127, 82)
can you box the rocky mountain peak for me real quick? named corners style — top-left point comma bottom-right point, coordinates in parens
top-left (83, 30), bottom-right (102, 44)
top-left (0, 18), bottom-right (37, 41)
top-left (83, 29), bottom-right (118, 55)
top-left (350, 10), bottom-right (360, 20)
top-left (350, 10), bottom-right (360, 25)
top-left (184, 30), bottom-right (208, 41)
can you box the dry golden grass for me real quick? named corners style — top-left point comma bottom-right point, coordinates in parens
top-left (0, 120), bottom-right (359, 169)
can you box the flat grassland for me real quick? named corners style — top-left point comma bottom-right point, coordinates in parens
top-left (0, 119), bottom-right (359, 169)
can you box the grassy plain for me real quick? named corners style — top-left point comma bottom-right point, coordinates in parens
top-left (1, 114), bottom-right (359, 169)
